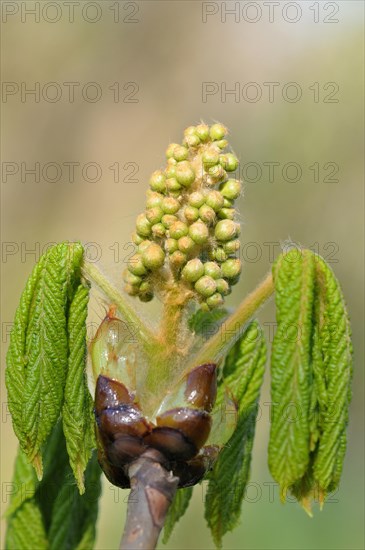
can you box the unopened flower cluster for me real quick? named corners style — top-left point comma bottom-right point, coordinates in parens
top-left (123, 123), bottom-right (242, 310)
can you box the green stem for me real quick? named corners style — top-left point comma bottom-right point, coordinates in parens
top-left (186, 271), bottom-right (275, 371)
top-left (82, 261), bottom-right (158, 354)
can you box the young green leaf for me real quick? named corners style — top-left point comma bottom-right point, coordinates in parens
top-left (312, 256), bottom-right (353, 496)
top-left (269, 249), bottom-right (315, 496)
top-left (4, 448), bottom-right (38, 519)
top-left (5, 255), bottom-right (46, 454)
top-left (47, 451), bottom-right (101, 550)
top-left (205, 321), bottom-right (267, 547)
top-left (6, 500), bottom-right (48, 550)
top-left (6, 242), bottom-right (84, 478)
top-left (6, 422), bottom-right (102, 550)
top-left (63, 282), bottom-right (95, 494)
top-left (162, 487), bottom-right (193, 543)
top-left (188, 308), bottom-right (230, 340)
top-left (269, 249), bottom-right (353, 511)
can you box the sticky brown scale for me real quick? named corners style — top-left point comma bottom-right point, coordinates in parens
top-left (156, 407), bottom-right (212, 452)
top-left (185, 363), bottom-right (217, 411)
top-left (94, 364), bottom-right (218, 489)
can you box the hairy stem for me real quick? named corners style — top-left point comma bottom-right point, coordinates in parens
top-left (187, 271), bottom-right (274, 370)
top-left (82, 261), bottom-right (158, 354)
top-left (120, 449), bottom-right (179, 550)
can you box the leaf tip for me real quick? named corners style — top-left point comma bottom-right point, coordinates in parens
top-left (300, 497), bottom-right (313, 518)
top-left (76, 466), bottom-right (86, 495)
top-left (279, 486), bottom-right (288, 503)
top-left (319, 489), bottom-right (326, 511)
top-left (32, 454), bottom-right (43, 480)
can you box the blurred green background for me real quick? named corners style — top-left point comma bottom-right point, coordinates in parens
top-left (1, 1), bottom-right (364, 549)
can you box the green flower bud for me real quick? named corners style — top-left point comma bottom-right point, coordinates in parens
top-left (149, 170), bottom-right (166, 192)
top-left (184, 126), bottom-right (197, 136)
top-left (169, 221), bottom-right (188, 239)
top-left (215, 219), bottom-right (238, 241)
top-left (166, 177), bottom-right (182, 192)
top-left (223, 197), bottom-right (234, 208)
top-left (207, 164), bottom-right (226, 183)
top-left (166, 143), bottom-right (179, 159)
top-left (189, 221), bottom-right (209, 244)
top-left (195, 275), bottom-right (217, 297)
top-left (161, 214), bottom-right (178, 228)
top-left (204, 261), bottom-right (221, 279)
top-left (124, 283), bottom-right (140, 297)
top-left (141, 243), bottom-right (165, 270)
top-left (216, 139), bottom-right (228, 149)
top-left (216, 278), bottom-right (231, 295)
top-left (220, 179), bottom-right (242, 200)
top-left (139, 280), bottom-right (152, 294)
top-left (136, 213), bottom-right (152, 237)
top-left (196, 123), bottom-right (209, 141)
top-left (123, 269), bottom-right (142, 286)
top-left (146, 191), bottom-right (163, 209)
top-left (139, 292), bottom-right (154, 303)
top-left (211, 247), bottom-right (228, 262)
top-left (165, 164), bottom-right (177, 178)
top-left (146, 206), bottom-right (163, 225)
top-left (202, 149), bottom-right (219, 168)
top-left (210, 123), bottom-right (227, 141)
top-left (169, 250), bottom-right (187, 268)
top-left (184, 205), bottom-right (200, 223)
top-left (138, 240), bottom-right (152, 253)
top-left (151, 223), bottom-right (166, 238)
top-left (178, 235), bottom-right (195, 254)
top-left (184, 133), bottom-right (201, 147)
top-left (223, 239), bottom-right (240, 254)
top-left (189, 191), bottom-right (205, 208)
top-left (218, 208), bottom-right (235, 220)
top-left (181, 258), bottom-right (205, 282)
top-left (165, 238), bottom-right (178, 254)
top-left (162, 197), bottom-right (180, 214)
top-left (176, 161), bottom-right (195, 187)
top-left (199, 204), bottom-right (216, 225)
top-left (128, 253), bottom-right (147, 276)
top-left (206, 292), bottom-right (224, 309)
top-left (206, 190), bottom-right (224, 212)
top-left (132, 232), bottom-right (144, 245)
top-left (173, 145), bottom-right (189, 162)
top-left (219, 154), bottom-right (239, 172)
top-left (221, 258), bottom-right (242, 279)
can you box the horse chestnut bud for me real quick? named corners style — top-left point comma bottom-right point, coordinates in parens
top-left (220, 179), bottom-right (242, 200)
top-left (215, 219), bottom-right (238, 242)
top-left (149, 170), bottom-right (166, 192)
top-left (221, 258), bottom-right (242, 279)
top-left (175, 161), bottom-right (195, 187)
top-left (189, 221), bottom-right (209, 244)
top-left (128, 254), bottom-right (147, 276)
top-left (136, 213), bottom-right (152, 237)
top-left (182, 259), bottom-right (205, 282)
top-left (141, 243), bottom-right (165, 270)
top-left (195, 275), bottom-right (217, 297)
top-left (210, 123), bottom-right (227, 141)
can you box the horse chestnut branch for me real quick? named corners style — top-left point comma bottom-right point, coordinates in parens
top-left (5, 122), bottom-right (353, 550)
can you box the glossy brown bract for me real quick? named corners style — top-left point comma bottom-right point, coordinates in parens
top-left (94, 366), bottom-right (218, 488)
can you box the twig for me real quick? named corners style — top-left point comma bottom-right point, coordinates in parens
top-left (120, 449), bottom-right (179, 550)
